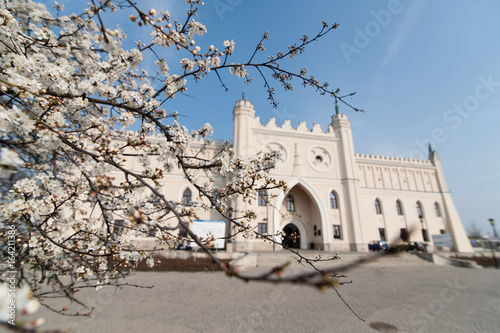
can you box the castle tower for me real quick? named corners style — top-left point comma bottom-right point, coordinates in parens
top-left (231, 97), bottom-right (256, 251)
top-left (232, 97), bottom-right (255, 159)
top-left (331, 110), bottom-right (365, 251)
top-left (429, 148), bottom-right (473, 252)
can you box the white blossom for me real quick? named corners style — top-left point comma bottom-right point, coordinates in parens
top-left (223, 39), bottom-right (235, 54)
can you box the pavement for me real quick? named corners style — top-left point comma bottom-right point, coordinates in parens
top-left (28, 252), bottom-right (500, 333)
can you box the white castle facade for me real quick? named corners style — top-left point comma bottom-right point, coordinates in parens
top-left (133, 98), bottom-right (473, 253)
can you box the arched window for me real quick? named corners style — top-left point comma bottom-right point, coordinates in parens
top-left (396, 200), bottom-right (403, 216)
top-left (375, 199), bottom-right (382, 215)
top-left (329, 191), bottom-right (338, 209)
top-left (286, 195), bottom-right (295, 212)
top-left (258, 189), bottom-right (267, 206)
top-left (182, 188), bottom-right (192, 206)
top-left (416, 201), bottom-right (424, 218)
top-left (434, 202), bottom-right (442, 217)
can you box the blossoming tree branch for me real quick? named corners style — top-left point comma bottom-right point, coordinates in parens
top-left (0, 0), bottom-right (360, 328)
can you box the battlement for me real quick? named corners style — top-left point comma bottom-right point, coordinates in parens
top-left (234, 99), bottom-right (254, 108)
top-left (355, 153), bottom-right (432, 165)
top-left (193, 138), bottom-right (230, 146)
top-left (332, 113), bottom-right (348, 121)
top-left (148, 133), bottom-right (228, 147)
top-left (254, 116), bottom-right (336, 136)
top-left (232, 98), bottom-right (345, 137)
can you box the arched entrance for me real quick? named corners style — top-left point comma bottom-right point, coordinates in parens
top-left (274, 180), bottom-right (328, 250)
top-left (282, 223), bottom-right (300, 249)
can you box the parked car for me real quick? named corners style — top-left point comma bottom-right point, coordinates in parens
top-left (412, 242), bottom-right (427, 252)
top-left (394, 241), bottom-right (427, 252)
top-left (368, 240), bottom-right (388, 251)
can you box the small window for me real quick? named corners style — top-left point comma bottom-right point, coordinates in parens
top-left (333, 225), bottom-right (341, 239)
top-left (313, 225), bottom-right (321, 237)
top-left (114, 220), bottom-right (124, 236)
top-left (440, 229), bottom-right (446, 235)
top-left (182, 188), bottom-right (192, 206)
top-left (329, 192), bottom-right (339, 209)
top-left (148, 226), bottom-right (156, 237)
top-left (179, 221), bottom-right (189, 238)
top-left (434, 202), bottom-right (442, 217)
top-left (257, 223), bottom-right (267, 235)
top-left (396, 200), bottom-right (403, 216)
top-left (258, 189), bottom-right (267, 206)
top-left (422, 229), bottom-right (429, 242)
top-left (416, 201), bottom-right (424, 218)
top-left (379, 228), bottom-right (386, 241)
top-left (375, 199), bottom-right (382, 215)
top-left (315, 155), bottom-right (323, 163)
top-left (400, 228), bottom-right (409, 242)
top-left (286, 195), bottom-right (295, 212)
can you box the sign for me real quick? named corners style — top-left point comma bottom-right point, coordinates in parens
top-left (432, 234), bottom-right (454, 247)
top-left (191, 220), bottom-right (226, 249)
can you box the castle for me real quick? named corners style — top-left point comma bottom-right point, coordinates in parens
top-left (132, 98), bottom-right (473, 253)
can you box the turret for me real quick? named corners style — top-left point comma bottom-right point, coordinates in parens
top-left (232, 97), bottom-right (255, 159)
top-left (331, 105), bottom-right (365, 251)
top-left (429, 146), bottom-right (473, 253)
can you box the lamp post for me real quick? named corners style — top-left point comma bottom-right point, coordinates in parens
top-left (489, 218), bottom-right (498, 238)
top-left (419, 215), bottom-right (429, 252)
top-left (419, 215), bottom-right (428, 242)
top-left (488, 218), bottom-right (499, 268)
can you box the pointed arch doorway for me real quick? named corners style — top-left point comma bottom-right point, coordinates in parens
top-left (274, 179), bottom-right (329, 251)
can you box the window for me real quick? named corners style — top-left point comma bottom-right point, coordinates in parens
top-left (182, 188), bottom-right (192, 206)
top-left (258, 189), bottom-right (267, 206)
top-left (379, 228), bottom-right (386, 241)
top-left (257, 223), bottom-right (267, 235)
top-left (333, 225), bottom-right (341, 239)
top-left (179, 222), bottom-right (189, 238)
top-left (416, 201), bottom-right (424, 218)
top-left (375, 199), bottom-right (382, 215)
top-left (114, 220), bottom-right (124, 236)
top-left (400, 228), bottom-right (409, 242)
top-left (329, 191), bottom-right (338, 209)
top-left (440, 229), bottom-right (446, 235)
top-left (434, 202), bottom-right (442, 217)
top-left (422, 229), bottom-right (429, 242)
top-left (396, 200), bottom-right (403, 216)
top-left (286, 195), bottom-right (295, 212)
top-left (148, 226), bottom-right (156, 237)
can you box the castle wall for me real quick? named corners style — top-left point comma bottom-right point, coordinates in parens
top-left (123, 99), bottom-right (473, 253)
top-left (230, 99), bottom-right (472, 253)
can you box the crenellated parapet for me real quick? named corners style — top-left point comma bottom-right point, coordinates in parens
top-left (234, 99), bottom-right (254, 109)
top-left (356, 152), bottom-right (438, 193)
top-left (254, 116), bottom-right (336, 136)
top-left (193, 138), bottom-right (231, 146)
top-left (355, 153), bottom-right (432, 165)
top-left (147, 134), bottom-right (229, 148)
top-left (332, 113), bottom-right (349, 121)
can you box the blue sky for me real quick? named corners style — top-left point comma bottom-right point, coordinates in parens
top-left (50, 0), bottom-right (500, 235)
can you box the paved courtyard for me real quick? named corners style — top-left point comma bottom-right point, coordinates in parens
top-left (32, 253), bottom-right (500, 333)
